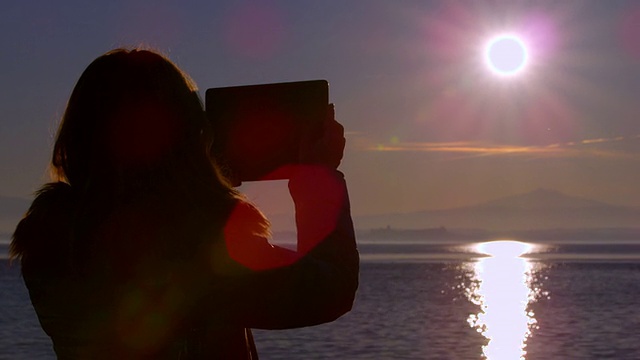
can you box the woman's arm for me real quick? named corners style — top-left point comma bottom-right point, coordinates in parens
top-left (213, 105), bottom-right (359, 329)
top-left (215, 167), bottom-right (358, 329)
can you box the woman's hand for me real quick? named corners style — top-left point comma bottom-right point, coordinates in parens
top-left (289, 103), bottom-right (353, 257)
top-left (298, 104), bottom-right (346, 169)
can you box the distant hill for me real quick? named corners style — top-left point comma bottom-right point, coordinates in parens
top-left (354, 188), bottom-right (640, 231)
top-left (3, 189), bottom-right (638, 234)
top-left (0, 196), bottom-right (30, 235)
top-left (474, 188), bottom-right (610, 210)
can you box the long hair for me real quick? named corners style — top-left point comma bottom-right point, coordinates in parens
top-left (53, 48), bottom-right (228, 194)
top-left (11, 48), bottom-right (267, 264)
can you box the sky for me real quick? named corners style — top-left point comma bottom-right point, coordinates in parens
top-left (1, 0), bottom-right (640, 218)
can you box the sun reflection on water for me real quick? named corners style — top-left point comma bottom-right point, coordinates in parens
top-left (467, 241), bottom-right (539, 360)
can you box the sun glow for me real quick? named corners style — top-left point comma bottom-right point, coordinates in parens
top-left (476, 240), bottom-right (533, 258)
top-left (484, 34), bottom-right (529, 76)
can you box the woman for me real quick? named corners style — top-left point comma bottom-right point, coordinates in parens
top-left (10, 49), bottom-right (358, 359)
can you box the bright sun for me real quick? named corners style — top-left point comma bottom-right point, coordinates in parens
top-left (484, 34), bottom-right (529, 76)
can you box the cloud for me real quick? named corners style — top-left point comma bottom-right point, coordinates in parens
top-left (354, 134), bottom-right (640, 160)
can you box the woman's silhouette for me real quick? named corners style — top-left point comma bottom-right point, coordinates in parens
top-left (10, 49), bottom-right (358, 359)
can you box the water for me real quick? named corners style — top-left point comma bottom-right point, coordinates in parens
top-left (2, 239), bottom-right (640, 359)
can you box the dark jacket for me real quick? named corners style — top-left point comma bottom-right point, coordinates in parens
top-left (13, 168), bottom-right (359, 359)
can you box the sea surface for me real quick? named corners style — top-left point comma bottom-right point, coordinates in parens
top-left (2, 237), bottom-right (640, 359)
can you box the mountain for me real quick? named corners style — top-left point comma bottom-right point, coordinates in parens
top-left (0, 196), bottom-right (30, 235)
top-left (3, 189), bottom-right (638, 234)
top-left (473, 188), bottom-right (609, 210)
top-left (354, 189), bottom-right (640, 231)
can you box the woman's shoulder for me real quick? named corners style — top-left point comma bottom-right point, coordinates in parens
top-left (18, 181), bottom-right (75, 230)
top-left (10, 182), bottom-right (75, 262)
top-left (21, 182), bottom-right (75, 223)
top-left (38, 182), bottom-right (73, 199)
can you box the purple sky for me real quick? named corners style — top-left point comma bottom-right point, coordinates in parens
top-left (1, 0), bottom-right (640, 218)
